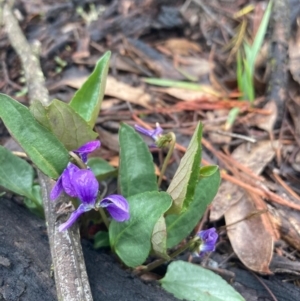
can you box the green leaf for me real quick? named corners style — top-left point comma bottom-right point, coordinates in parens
top-left (225, 107), bottom-right (240, 130)
top-left (109, 191), bottom-right (172, 267)
top-left (24, 185), bottom-right (44, 218)
top-left (199, 165), bottom-right (218, 178)
top-left (87, 157), bottom-right (117, 181)
top-left (0, 146), bottom-right (44, 217)
top-left (143, 78), bottom-right (220, 97)
top-left (151, 216), bottom-right (170, 260)
top-left (167, 122), bottom-right (202, 214)
top-left (166, 169), bottom-right (220, 248)
top-left (0, 94), bottom-right (69, 178)
top-left (94, 231), bottom-right (110, 249)
top-left (118, 123), bottom-right (157, 198)
top-left (30, 101), bottom-right (51, 129)
top-left (248, 0), bottom-right (272, 70)
top-left (0, 146), bottom-right (35, 199)
top-left (160, 261), bottom-right (245, 301)
top-left (32, 99), bottom-right (98, 151)
top-left (143, 78), bottom-right (204, 90)
top-left (236, 50), bottom-right (243, 97)
top-left (243, 59), bottom-right (254, 102)
top-left (69, 52), bottom-right (111, 127)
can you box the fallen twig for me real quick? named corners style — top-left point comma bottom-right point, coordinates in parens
top-left (3, 4), bottom-right (93, 301)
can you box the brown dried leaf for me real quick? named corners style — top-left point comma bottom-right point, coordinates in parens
top-left (96, 127), bottom-right (119, 153)
top-left (210, 181), bottom-right (244, 221)
top-left (152, 86), bottom-right (220, 102)
top-left (211, 140), bottom-right (278, 221)
top-left (177, 57), bottom-right (212, 79)
top-left (289, 30), bottom-right (300, 84)
top-left (105, 76), bottom-right (154, 109)
top-left (250, 100), bottom-right (277, 133)
top-left (162, 38), bottom-right (202, 56)
top-left (225, 194), bottom-right (273, 274)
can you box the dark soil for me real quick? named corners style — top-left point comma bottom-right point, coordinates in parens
top-left (0, 197), bottom-right (181, 301)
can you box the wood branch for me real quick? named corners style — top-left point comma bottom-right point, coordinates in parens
top-left (3, 4), bottom-right (93, 301)
top-left (3, 3), bottom-right (48, 106)
top-left (39, 172), bottom-right (93, 301)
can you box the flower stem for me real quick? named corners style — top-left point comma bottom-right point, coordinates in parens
top-left (98, 207), bottom-right (110, 229)
top-left (137, 237), bottom-right (198, 275)
top-left (157, 132), bottom-right (176, 187)
top-left (69, 151), bottom-right (86, 169)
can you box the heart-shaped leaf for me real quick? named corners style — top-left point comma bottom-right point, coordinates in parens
top-left (160, 261), bottom-right (245, 301)
top-left (0, 94), bottom-right (69, 178)
top-left (167, 122), bottom-right (202, 214)
top-left (69, 52), bottom-right (111, 127)
top-left (166, 169), bottom-right (220, 248)
top-left (0, 146), bottom-right (35, 199)
top-left (118, 123), bottom-right (157, 198)
top-left (0, 146), bottom-right (44, 216)
top-left (30, 100), bottom-right (98, 151)
top-left (30, 101), bottom-right (51, 129)
top-left (109, 191), bottom-right (172, 267)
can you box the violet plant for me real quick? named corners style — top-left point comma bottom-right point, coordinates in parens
top-left (0, 52), bottom-right (244, 301)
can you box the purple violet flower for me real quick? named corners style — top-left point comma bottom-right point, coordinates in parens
top-left (57, 169), bottom-right (130, 231)
top-left (99, 195), bottom-right (130, 222)
top-left (134, 123), bottom-right (163, 143)
top-left (73, 140), bottom-right (101, 164)
top-left (58, 169), bottom-right (99, 231)
top-left (50, 163), bottom-right (80, 200)
top-left (196, 227), bottom-right (218, 256)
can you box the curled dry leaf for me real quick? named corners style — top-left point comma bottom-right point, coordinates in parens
top-left (105, 76), bottom-right (155, 109)
top-left (151, 86), bottom-right (220, 102)
top-left (250, 100), bottom-right (277, 134)
top-left (211, 141), bottom-right (279, 273)
top-left (160, 38), bottom-right (202, 56)
top-left (225, 193), bottom-right (273, 274)
top-left (211, 140), bottom-right (278, 220)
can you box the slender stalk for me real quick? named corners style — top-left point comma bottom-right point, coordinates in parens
top-left (138, 237), bottom-right (198, 275)
top-left (157, 132), bottom-right (176, 187)
top-left (98, 207), bottom-right (110, 228)
top-left (69, 151), bottom-right (87, 169)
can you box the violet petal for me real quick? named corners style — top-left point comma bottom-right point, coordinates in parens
top-left (134, 124), bottom-right (163, 142)
top-left (50, 175), bottom-right (64, 201)
top-left (72, 169), bottom-right (99, 205)
top-left (99, 194), bottom-right (130, 222)
top-left (74, 140), bottom-right (101, 163)
top-left (61, 163), bottom-right (80, 198)
top-left (58, 204), bottom-right (87, 231)
top-left (197, 228), bottom-right (218, 254)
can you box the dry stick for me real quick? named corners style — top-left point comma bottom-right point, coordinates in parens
top-left (267, 0), bottom-right (290, 129)
top-left (3, 5), bottom-right (93, 301)
top-left (272, 170), bottom-right (300, 202)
